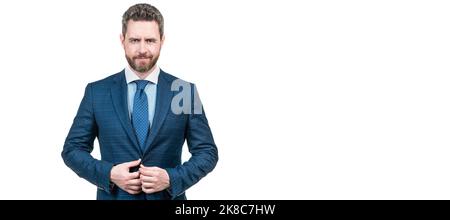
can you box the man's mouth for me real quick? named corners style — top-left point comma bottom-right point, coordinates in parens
top-left (135, 56), bottom-right (151, 60)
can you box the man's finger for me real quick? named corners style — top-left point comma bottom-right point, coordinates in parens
top-left (127, 185), bottom-right (141, 191)
top-left (127, 189), bottom-right (142, 195)
top-left (128, 171), bottom-right (140, 179)
top-left (127, 178), bottom-right (142, 186)
top-left (140, 175), bottom-right (157, 183)
top-left (140, 165), bottom-right (162, 171)
top-left (146, 166), bottom-right (162, 171)
top-left (142, 187), bottom-right (157, 194)
top-left (142, 182), bottom-right (156, 188)
top-left (139, 167), bottom-right (158, 177)
top-left (124, 159), bottom-right (141, 168)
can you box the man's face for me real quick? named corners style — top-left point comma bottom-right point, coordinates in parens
top-left (121, 20), bottom-right (164, 73)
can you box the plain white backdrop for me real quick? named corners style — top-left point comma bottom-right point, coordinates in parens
top-left (0, 0), bottom-right (450, 199)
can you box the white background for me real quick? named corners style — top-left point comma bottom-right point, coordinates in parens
top-left (0, 0), bottom-right (449, 199)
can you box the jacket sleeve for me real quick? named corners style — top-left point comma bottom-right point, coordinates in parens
top-left (165, 84), bottom-right (219, 198)
top-left (61, 83), bottom-right (114, 193)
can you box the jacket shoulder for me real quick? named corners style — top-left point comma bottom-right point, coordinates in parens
top-left (88, 71), bottom-right (124, 89)
top-left (160, 70), bottom-right (193, 85)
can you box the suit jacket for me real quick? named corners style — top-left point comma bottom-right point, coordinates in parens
top-left (62, 69), bottom-right (218, 200)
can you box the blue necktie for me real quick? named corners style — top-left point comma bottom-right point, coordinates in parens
top-left (132, 80), bottom-right (150, 150)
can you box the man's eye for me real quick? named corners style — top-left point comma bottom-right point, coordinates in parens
top-left (130, 39), bottom-right (139, 43)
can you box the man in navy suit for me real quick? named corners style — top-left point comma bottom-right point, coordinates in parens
top-left (62, 3), bottom-right (218, 200)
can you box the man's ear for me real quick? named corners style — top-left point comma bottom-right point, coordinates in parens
top-left (161, 35), bottom-right (165, 46)
top-left (120, 34), bottom-right (125, 48)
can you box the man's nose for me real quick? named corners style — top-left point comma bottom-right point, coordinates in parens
top-left (138, 42), bottom-right (148, 54)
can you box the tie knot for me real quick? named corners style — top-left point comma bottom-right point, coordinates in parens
top-left (135, 80), bottom-right (149, 91)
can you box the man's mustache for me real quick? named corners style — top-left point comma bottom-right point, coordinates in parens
top-left (133, 54), bottom-right (153, 59)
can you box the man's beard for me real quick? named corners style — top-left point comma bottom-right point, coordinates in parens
top-left (126, 53), bottom-right (159, 73)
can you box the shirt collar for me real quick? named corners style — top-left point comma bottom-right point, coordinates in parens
top-left (125, 65), bottom-right (160, 85)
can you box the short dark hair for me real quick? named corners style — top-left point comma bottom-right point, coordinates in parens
top-left (122, 3), bottom-right (164, 38)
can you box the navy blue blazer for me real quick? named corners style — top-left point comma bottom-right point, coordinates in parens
top-left (62, 70), bottom-right (218, 200)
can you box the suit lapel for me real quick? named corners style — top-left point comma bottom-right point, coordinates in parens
top-left (143, 71), bottom-right (173, 155)
top-left (110, 71), bottom-right (141, 153)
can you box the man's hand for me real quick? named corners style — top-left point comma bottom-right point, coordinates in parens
top-left (139, 164), bottom-right (170, 194)
top-left (110, 159), bottom-right (142, 194)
